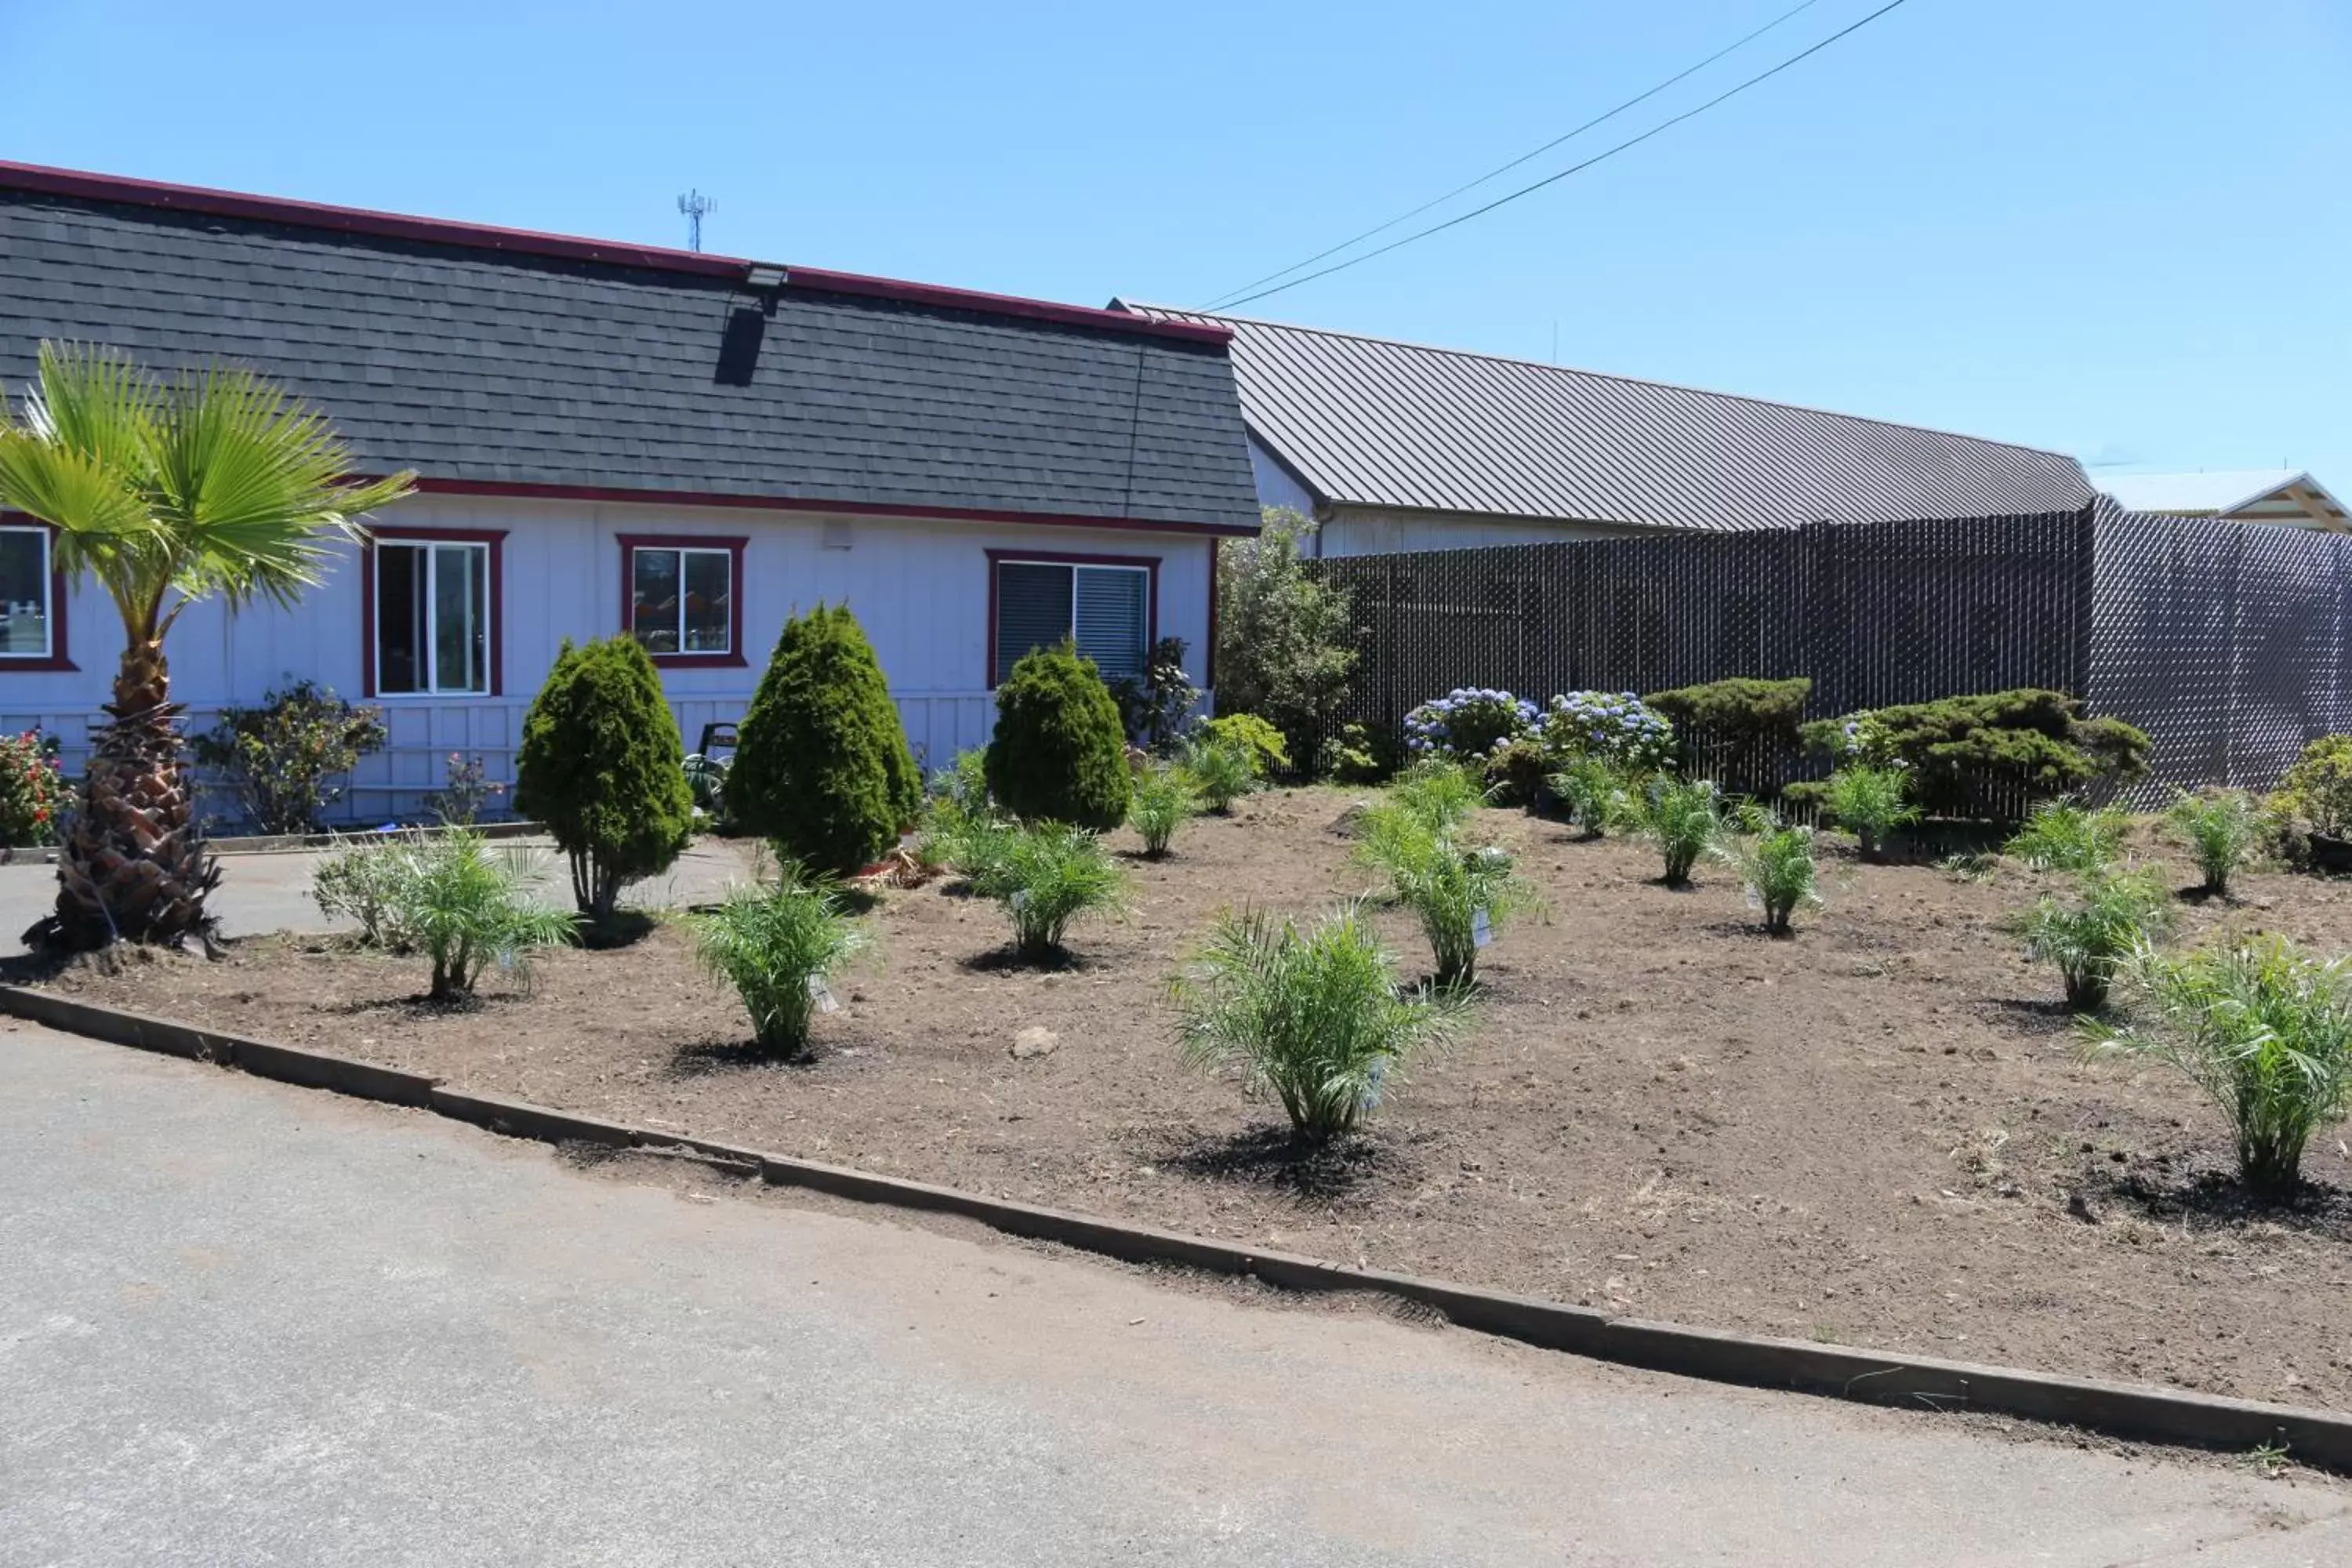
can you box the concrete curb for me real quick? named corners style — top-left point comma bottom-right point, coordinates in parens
top-left (6, 982), bottom-right (2347, 1472)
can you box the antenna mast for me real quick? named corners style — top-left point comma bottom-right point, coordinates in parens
top-left (677, 189), bottom-right (717, 252)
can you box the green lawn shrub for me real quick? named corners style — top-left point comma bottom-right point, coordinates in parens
top-left (192, 679), bottom-right (386, 835)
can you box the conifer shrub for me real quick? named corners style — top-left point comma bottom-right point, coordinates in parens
top-left (1645, 677), bottom-right (1809, 788)
top-left (728, 604), bottom-right (922, 876)
top-left (514, 637), bottom-right (694, 922)
top-left (1799, 690), bottom-right (2148, 816)
top-left (985, 641), bottom-right (1131, 829)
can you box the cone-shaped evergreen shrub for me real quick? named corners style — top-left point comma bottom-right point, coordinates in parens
top-left (985, 640), bottom-right (1131, 829)
top-left (514, 636), bottom-right (694, 921)
top-left (729, 604), bottom-right (923, 875)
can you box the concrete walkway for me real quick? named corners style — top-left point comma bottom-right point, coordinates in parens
top-left (0, 837), bottom-right (759, 952)
top-left (5, 1024), bottom-right (2348, 1566)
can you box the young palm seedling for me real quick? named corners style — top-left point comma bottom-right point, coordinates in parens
top-left (2013, 866), bottom-right (2172, 1011)
top-left (691, 868), bottom-right (869, 1056)
top-left (1355, 793), bottom-right (1538, 989)
top-left (1548, 754), bottom-right (1635, 840)
top-left (978, 822), bottom-right (1129, 960)
top-left (1127, 760), bottom-right (1198, 858)
top-left (1386, 757), bottom-right (1487, 831)
top-left (399, 831), bottom-right (576, 1002)
top-left (1183, 734), bottom-right (1259, 814)
top-left (1627, 776), bottom-right (1730, 885)
top-left (1730, 819), bottom-right (1822, 935)
top-left (2163, 787), bottom-right (2262, 896)
top-left (1173, 903), bottom-right (1463, 1145)
top-left (2005, 797), bottom-right (2129, 874)
top-left (2083, 935), bottom-right (2352, 1196)
top-left (1823, 764), bottom-right (1918, 862)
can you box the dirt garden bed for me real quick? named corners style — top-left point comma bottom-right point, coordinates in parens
top-left (21, 788), bottom-right (2352, 1409)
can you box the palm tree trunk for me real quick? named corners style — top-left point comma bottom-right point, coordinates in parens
top-left (38, 640), bottom-right (220, 949)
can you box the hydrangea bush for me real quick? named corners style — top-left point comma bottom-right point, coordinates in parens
top-left (1403, 688), bottom-right (1539, 761)
top-left (1538, 691), bottom-right (1675, 772)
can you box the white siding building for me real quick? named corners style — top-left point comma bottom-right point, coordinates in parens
top-left (0, 163), bottom-right (1260, 824)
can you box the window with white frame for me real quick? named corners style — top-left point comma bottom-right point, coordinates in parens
top-left (993, 559), bottom-right (1149, 684)
top-left (630, 544), bottom-right (734, 655)
top-left (376, 539), bottom-right (491, 695)
top-left (0, 525), bottom-right (53, 659)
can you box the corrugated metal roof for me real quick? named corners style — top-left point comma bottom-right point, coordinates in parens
top-left (1119, 304), bottom-right (2095, 534)
top-left (2097, 470), bottom-right (2314, 517)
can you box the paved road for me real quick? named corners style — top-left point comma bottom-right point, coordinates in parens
top-left (6, 1025), bottom-right (2348, 1567)
top-left (0, 838), bottom-right (757, 951)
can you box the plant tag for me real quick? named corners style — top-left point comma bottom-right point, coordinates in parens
top-left (1744, 886), bottom-right (1764, 911)
top-left (809, 976), bottom-right (840, 1014)
top-left (1472, 907), bottom-right (1493, 948)
top-left (495, 946), bottom-right (517, 973)
top-left (1011, 889), bottom-right (1029, 911)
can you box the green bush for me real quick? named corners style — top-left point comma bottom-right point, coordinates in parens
top-left (1202, 712), bottom-right (1290, 779)
top-left (1626, 776), bottom-right (1730, 885)
top-left (985, 641), bottom-right (1131, 830)
top-left (1403, 688), bottom-right (1538, 762)
top-left (1645, 677), bottom-right (1809, 786)
top-left (975, 822), bottom-right (1128, 960)
top-left (2165, 788), bottom-right (2261, 895)
top-left (2005, 797), bottom-right (2129, 873)
top-left (1482, 735), bottom-right (1552, 808)
top-left (2084, 935), bottom-right (2352, 1196)
top-left (0, 728), bottom-right (70, 848)
top-left (1174, 903), bottom-right (1462, 1145)
top-left (1801, 690), bottom-right (2150, 815)
top-left (729, 604), bottom-right (921, 875)
top-left (2014, 866), bottom-right (2172, 1011)
top-left (691, 869), bottom-right (869, 1056)
top-left (1817, 765), bottom-right (1918, 860)
top-left (310, 834), bottom-right (423, 948)
top-left (1316, 722), bottom-right (1392, 786)
top-left (1546, 754), bottom-right (1638, 839)
top-left (2270, 736), bottom-right (2352, 839)
top-left (1183, 735), bottom-right (1258, 813)
top-left (1127, 760), bottom-right (1197, 856)
top-left (1109, 636), bottom-right (1201, 752)
top-left (1356, 789), bottom-right (1539, 988)
top-left (1214, 507), bottom-right (1358, 765)
top-left (191, 679), bottom-right (386, 835)
top-left (1730, 820), bottom-right (1821, 935)
top-left (514, 637), bottom-right (695, 921)
top-left (397, 830), bottom-right (577, 1002)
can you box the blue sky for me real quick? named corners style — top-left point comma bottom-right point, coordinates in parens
top-left (5, 0), bottom-right (2346, 486)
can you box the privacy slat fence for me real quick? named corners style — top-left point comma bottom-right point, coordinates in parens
top-left (1302, 503), bottom-right (2352, 810)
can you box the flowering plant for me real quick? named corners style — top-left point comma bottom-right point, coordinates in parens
top-left (1402, 688), bottom-right (1539, 760)
top-left (1537, 691), bottom-right (1675, 772)
top-left (0, 728), bottom-right (70, 847)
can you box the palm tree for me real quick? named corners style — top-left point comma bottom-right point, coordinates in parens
top-left (0, 343), bottom-right (413, 949)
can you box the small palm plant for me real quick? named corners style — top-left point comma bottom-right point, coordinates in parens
top-left (2084, 936), bottom-right (2352, 1196)
top-left (2015, 866), bottom-right (2172, 1011)
top-left (2164, 788), bottom-right (2262, 896)
top-left (691, 869), bottom-right (869, 1055)
top-left (2005, 797), bottom-right (2129, 874)
top-left (1824, 765), bottom-right (1918, 862)
top-left (1387, 759), bottom-right (1486, 831)
top-left (1173, 903), bottom-right (1462, 1144)
top-left (1127, 760), bottom-right (1198, 857)
top-left (1548, 755), bottom-right (1635, 839)
top-left (976, 822), bottom-right (1129, 960)
top-left (1356, 796), bottom-right (1539, 989)
top-left (1730, 820), bottom-right (1821, 935)
top-left (0, 343), bottom-right (415, 948)
top-left (1183, 735), bottom-right (1258, 814)
top-left (399, 831), bottom-right (577, 1002)
top-left (1627, 776), bottom-right (1730, 885)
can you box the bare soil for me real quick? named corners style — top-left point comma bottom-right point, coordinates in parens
top-left (29, 789), bottom-right (2352, 1410)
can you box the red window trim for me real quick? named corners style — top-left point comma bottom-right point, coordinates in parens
top-left (985, 548), bottom-right (1160, 688)
top-left (0, 514), bottom-right (76, 673)
top-left (361, 525), bottom-right (507, 698)
top-left (618, 533), bottom-right (749, 669)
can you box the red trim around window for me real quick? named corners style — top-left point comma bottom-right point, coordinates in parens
top-left (360, 525), bottom-right (506, 698)
top-left (0, 514), bottom-right (75, 673)
top-left (984, 549), bottom-right (1160, 688)
top-left (407, 476), bottom-right (1258, 540)
top-left (617, 533), bottom-right (749, 669)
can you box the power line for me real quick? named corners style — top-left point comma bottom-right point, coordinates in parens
top-left (1203, 0), bottom-right (1826, 310)
top-left (1209, 0), bottom-right (1916, 314)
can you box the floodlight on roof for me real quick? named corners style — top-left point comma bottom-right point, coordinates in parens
top-left (743, 263), bottom-right (786, 289)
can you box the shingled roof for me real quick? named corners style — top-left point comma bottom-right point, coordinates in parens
top-left (1119, 304), bottom-right (2092, 534)
top-left (0, 163), bottom-right (1261, 535)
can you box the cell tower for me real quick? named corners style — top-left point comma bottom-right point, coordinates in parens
top-left (677, 189), bottom-right (717, 252)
